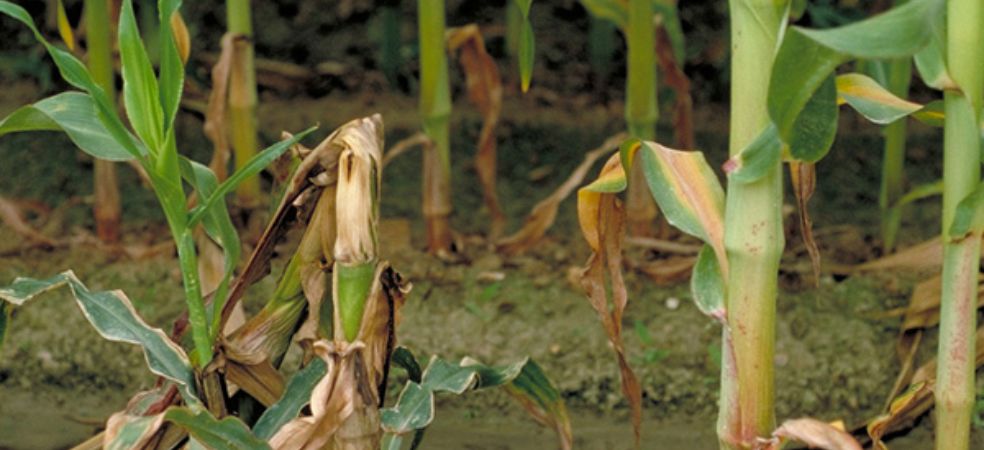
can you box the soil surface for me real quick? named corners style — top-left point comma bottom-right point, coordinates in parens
top-left (0, 26), bottom-right (982, 449)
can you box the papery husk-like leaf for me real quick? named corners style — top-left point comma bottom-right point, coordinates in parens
top-left (224, 358), bottom-right (286, 408)
top-left (269, 341), bottom-right (380, 450)
top-left (448, 24), bottom-right (506, 239)
top-left (497, 133), bottom-right (625, 255)
top-left (899, 275), bottom-right (984, 331)
top-left (763, 418), bottom-right (861, 450)
top-left (867, 381), bottom-right (934, 450)
top-left (576, 155), bottom-right (642, 444)
top-left (790, 161), bottom-right (821, 287)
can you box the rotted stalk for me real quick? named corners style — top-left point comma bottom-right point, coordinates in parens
top-left (418, 0), bottom-right (454, 253)
top-left (934, 0), bottom-right (983, 447)
top-left (86, 0), bottom-right (122, 243)
top-left (227, 0), bottom-right (261, 207)
top-left (624, 0), bottom-right (658, 236)
top-left (719, 0), bottom-right (785, 447)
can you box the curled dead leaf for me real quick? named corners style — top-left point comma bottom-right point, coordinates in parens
top-left (790, 161), bottom-right (821, 287)
top-left (765, 418), bottom-right (861, 450)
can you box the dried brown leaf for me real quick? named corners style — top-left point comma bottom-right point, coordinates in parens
top-left (901, 274), bottom-right (984, 331)
top-left (381, 132), bottom-right (430, 168)
top-left (634, 256), bottom-right (697, 285)
top-left (854, 238), bottom-right (943, 272)
top-left (790, 161), bottom-right (821, 287)
top-left (497, 133), bottom-right (626, 255)
top-left (655, 27), bottom-right (694, 149)
top-left (578, 190), bottom-right (642, 445)
top-left (448, 24), bottom-right (505, 238)
top-left (766, 418), bottom-right (862, 450)
top-left (224, 359), bottom-right (286, 407)
top-left (203, 33), bottom-right (236, 181)
top-left (867, 381), bottom-right (934, 450)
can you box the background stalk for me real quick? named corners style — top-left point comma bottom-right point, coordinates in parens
top-left (418, 0), bottom-right (453, 253)
top-left (85, 0), bottom-right (121, 243)
top-left (719, 0), bottom-right (785, 447)
top-left (377, 0), bottom-right (403, 89)
top-left (877, 0), bottom-right (913, 251)
top-left (226, 0), bottom-right (261, 207)
top-left (934, 0), bottom-right (983, 446)
top-left (624, 0), bottom-right (658, 237)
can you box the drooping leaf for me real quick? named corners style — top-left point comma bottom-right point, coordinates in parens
top-left (912, 10), bottom-right (954, 91)
top-left (391, 346), bottom-right (423, 383)
top-left (381, 382), bottom-right (434, 435)
top-left (165, 407), bottom-right (270, 450)
top-left (421, 357), bottom-right (479, 394)
top-left (0, 92), bottom-right (142, 161)
top-left (790, 162), bottom-right (821, 286)
top-left (576, 155), bottom-right (642, 444)
top-left (253, 358), bottom-right (329, 440)
top-left (635, 140), bottom-right (727, 272)
top-left (948, 181), bottom-right (984, 240)
top-left (447, 24), bottom-right (506, 238)
top-left (836, 73), bottom-right (924, 125)
top-left (768, 0), bottom-right (942, 160)
top-left (655, 24), bottom-right (695, 149)
top-left (0, 271), bottom-right (198, 403)
top-left (867, 381), bottom-right (934, 450)
top-left (511, 0), bottom-right (535, 92)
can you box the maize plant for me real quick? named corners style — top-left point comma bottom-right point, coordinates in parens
top-left (226, 0), bottom-right (262, 207)
top-left (577, 0), bottom-right (961, 448)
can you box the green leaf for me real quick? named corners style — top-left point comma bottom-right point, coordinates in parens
top-left (635, 141), bottom-right (726, 265)
top-left (725, 123), bottom-right (782, 183)
top-left (188, 127), bottom-right (317, 227)
top-left (883, 180), bottom-right (943, 248)
top-left (253, 357), bottom-right (329, 440)
top-left (912, 9), bottom-right (954, 91)
top-left (157, 0), bottom-right (185, 133)
top-left (787, 75), bottom-right (839, 162)
top-left (836, 73), bottom-right (924, 125)
top-left (0, 271), bottom-right (198, 402)
top-left (768, 0), bottom-right (942, 155)
top-left (691, 245), bottom-right (725, 321)
top-left (518, 20), bottom-right (535, 92)
top-left (0, 92), bottom-right (142, 161)
top-left (421, 357), bottom-right (478, 394)
top-left (118, 0), bottom-right (164, 152)
top-left (392, 346), bottom-right (423, 383)
top-left (104, 414), bottom-right (165, 450)
top-left (0, 1), bottom-right (142, 158)
top-left (164, 407), bottom-right (270, 450)
top-left (381, 382), bottom-right (434, 434)
top-left (948, 181), bottom-right (984, 240)
top-left (580, 0), bottom-right (628, 28)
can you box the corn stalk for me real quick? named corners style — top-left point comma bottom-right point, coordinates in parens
top-left (85, 0), bottom-right (122, 243)
top-left (624, 0), bottom-right (658, 237)
top-left (227, 0), bottom-right (261, 207)
top-left (418, 0), bottom-right (454, 254)
top-left (934, 0), bottom-right (983, 447)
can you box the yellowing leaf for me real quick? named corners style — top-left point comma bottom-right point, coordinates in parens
top-left (836, 73), bottom-right (923, 125)
top-left (56, 0), bottom-right (74, 51)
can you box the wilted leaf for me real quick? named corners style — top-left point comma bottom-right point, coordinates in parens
top-left (836, 73), bottom-right (923, 125)
top-left (790, 162), bottom-right (821, 287)
top-left (766, 418), bottom-right (862, 450)
top-left (691, 246), bottom-right (725, 320)
top-left (867, 381), bottom-right (934, 450)
top-left (203, 33), bottom-right (237, 181)
top-left (511, 0), bottom-right (535, 92)
top-left (576, 158), bottom-right (642, 443)
top-left (853, 238), bottom-right (944, 272)
top-left (104, 413), bottom-right (165, 450)
top-left (900, 275), bottom-right (984, 331)
top-left (381, 381), bottom-right (433, 434)
top-left (448, 24), bottom-right (505, 238)
top-left (769, 0), bottom-right (941, 161)
top-left (497, 133), bottom-right (625, 255)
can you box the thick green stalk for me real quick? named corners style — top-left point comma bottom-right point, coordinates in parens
top-left (418, 0), bottom-right (453, 252)
top-left (86, 0), bottom-right (122, 243)
top-left (719, 1), bottom-right (785, 448)
top-left (935, 0), bottom-right (983, 446)
top-left (227, 0), bottom-right (261, 207)
top-left (624, 0), bottom-right (658, 236)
